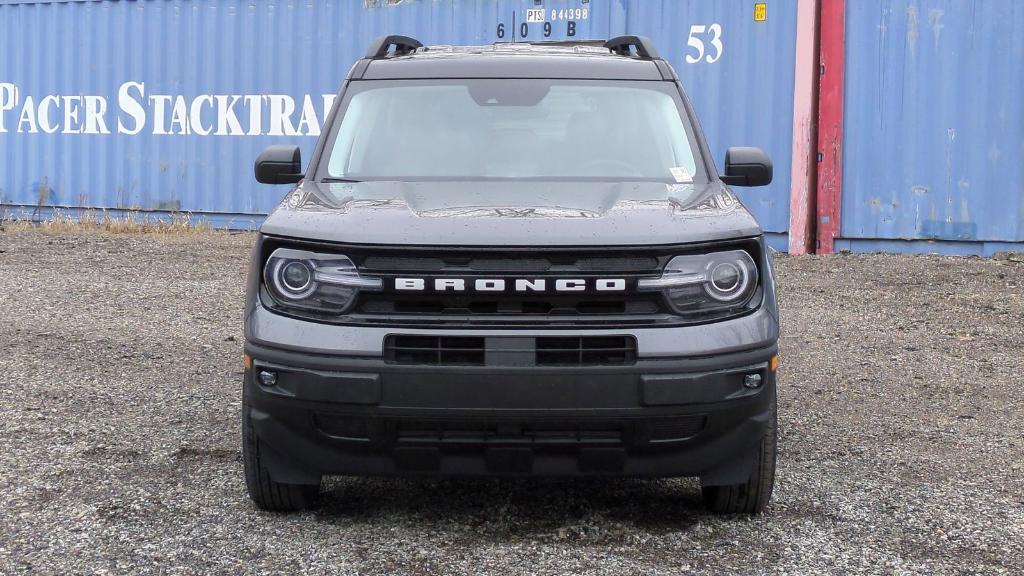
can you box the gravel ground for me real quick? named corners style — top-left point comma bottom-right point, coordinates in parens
top-left (0, 229), bottom-right (1021, 575)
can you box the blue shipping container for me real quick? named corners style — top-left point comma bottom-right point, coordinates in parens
top-left (0, 0), bottom-right (797, 248)
top-left (839, 0), bottom-right (1024, 255)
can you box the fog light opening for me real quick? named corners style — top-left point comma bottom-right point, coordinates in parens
top-left (743, 373), bottom-right (763, 389)
top-left (258, 370), bottom-right (278, 387)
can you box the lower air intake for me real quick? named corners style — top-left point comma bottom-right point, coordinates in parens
top-left (383, 335), bottom-right (637, 367)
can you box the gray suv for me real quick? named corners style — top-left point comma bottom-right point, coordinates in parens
top-left (244, 35), bottom-right (779, 514)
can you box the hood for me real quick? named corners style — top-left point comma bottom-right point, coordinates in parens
top-left (259, 180), bottom-right (761, 246)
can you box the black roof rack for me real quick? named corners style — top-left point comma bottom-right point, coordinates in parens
top-left (603, 35), bottom-right (660, 59)
top-left (365, 35), bottom-right (423, 59)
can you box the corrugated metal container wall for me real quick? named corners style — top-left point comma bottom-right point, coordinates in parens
top-left (839, 0), bottom-right (1024, 254)
top-left (0, 0), bottom-right (797, 246)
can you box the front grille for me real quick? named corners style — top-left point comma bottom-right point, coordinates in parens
top-left (535, 336), bottom-right (637, 366)
top-left (648, 416), bottom-right (707, 442)
top-left (383, 335), bottom-right (637, 366)
top-left (394, 420), bottom-right (623, 445)
top-left (359, 294), bottom-right (662, 316)
top-left (351, 248), bottom-right (675, 326)
top-left (383, 336), bottom-right (487, 366)
top-left (313, 414), bottom-right (708, 446)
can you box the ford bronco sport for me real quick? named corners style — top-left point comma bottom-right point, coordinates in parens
top-left (244, 35), bottom-right (779, 514)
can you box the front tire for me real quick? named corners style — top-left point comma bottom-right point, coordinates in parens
top-left (701, 391), bottom-right (777, 514)
top-left (242, 388), bottom-right (320, 512)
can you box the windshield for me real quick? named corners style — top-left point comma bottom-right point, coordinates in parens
top-left (322, 79), bottom-right (701, 182)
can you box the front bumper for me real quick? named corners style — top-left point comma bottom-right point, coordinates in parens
top-left (244, 340), bottom-right (777, 485)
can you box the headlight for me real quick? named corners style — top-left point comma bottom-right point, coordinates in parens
top-left (638, 250), bottom-right (759, 318)
top-left (263, 248), bottom-right (381, 316)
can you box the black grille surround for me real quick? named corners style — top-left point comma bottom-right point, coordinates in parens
top-left (258, 236), bottom-right (765, 328)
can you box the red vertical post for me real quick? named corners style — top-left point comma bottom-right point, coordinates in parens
top-left (816, 0), bottom-right (845, 254)
top-left (787, 0), bottom-right (821, 255)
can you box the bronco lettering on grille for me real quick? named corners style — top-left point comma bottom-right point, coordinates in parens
top-left (393, 278), bottom-right (628, 292)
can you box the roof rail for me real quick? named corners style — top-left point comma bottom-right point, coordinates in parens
top-left (365, 35), bottom-right (423, 59)
top-left (603, 35), bottom-right (660, 59)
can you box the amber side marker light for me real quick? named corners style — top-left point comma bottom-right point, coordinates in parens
top-left (243, 354), bottom-right (253, 370)
top-left (770, 355), bottom-right (779, 372)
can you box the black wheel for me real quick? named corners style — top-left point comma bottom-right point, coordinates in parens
top-left (701, 392), bottom-right (777, 514)
top-left (242, 388), bottom-right (320, 512)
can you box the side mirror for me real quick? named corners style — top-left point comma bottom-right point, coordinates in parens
top-left (255, 145), bottom-right (303, 185)
top-left (721, 147), bottom-right (772, 187)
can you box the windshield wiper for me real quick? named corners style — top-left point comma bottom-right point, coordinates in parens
top-left (320, 177), bottom-right (362, 183)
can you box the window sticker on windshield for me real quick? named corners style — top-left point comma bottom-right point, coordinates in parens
top-left (670, 166), bottom-right (693, 183)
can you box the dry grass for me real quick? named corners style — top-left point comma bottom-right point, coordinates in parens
top-left (0, 209), bottom-right (216, 235)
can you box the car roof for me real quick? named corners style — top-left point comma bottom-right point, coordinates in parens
top-left (359, 43), bottom-right (668, 81)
